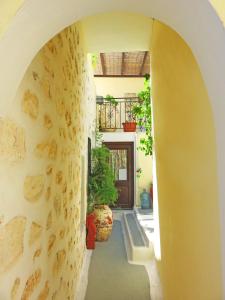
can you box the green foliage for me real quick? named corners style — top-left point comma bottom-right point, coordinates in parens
top-left (88, 145), bottom-right (118, 209)
top-left (95, 128), bottom-right (103, 147)
top-left (87, 200), bottom-right (95, 214)
top-left (132, 74), bottom-right (153, 156)
top-left (105, 94), bottom-right (118, 106)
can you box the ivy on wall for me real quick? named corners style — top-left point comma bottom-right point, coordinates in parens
top-left (133, 74), bottom-right (153, 156)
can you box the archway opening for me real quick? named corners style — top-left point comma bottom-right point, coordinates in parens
top-left (0, 8), bottom-right (223, 300)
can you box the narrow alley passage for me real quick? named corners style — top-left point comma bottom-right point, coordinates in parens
top-left (85, 220), bottom-right (151, 300)
top-left (1, 2), bottom-right (224, 299)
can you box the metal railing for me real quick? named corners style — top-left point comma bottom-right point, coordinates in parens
top-left (96, 97), bottom-right (140, 131)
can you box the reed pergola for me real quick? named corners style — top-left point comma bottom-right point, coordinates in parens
top-left (93, 51), bottom-right (150, 77)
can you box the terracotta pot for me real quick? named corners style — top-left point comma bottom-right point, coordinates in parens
top-left (122, 122), bottom-right (137, 132)
top-left (94, 205), bottom-right (113, 241)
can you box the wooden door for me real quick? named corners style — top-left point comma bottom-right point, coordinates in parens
top-left (104, 142), bottom-right (134, 209)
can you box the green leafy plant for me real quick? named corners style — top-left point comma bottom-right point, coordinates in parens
top-left (95, 128), bottom-right (103, 147)
top-left (87, 198), bottom-right (95, 214)
top-left (105, 94), bottom-right (118, 106)
top-left (88, 145), bottom-right (118, 208)
top-left (132, 74), bottom-right (153, 156)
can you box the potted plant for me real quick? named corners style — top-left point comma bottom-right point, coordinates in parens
top-left (86, 200), bottom-right (96, 249)
top-left (122, 120), bottom-right (137, 132)
top-left (122, 100), bottom-right (137, 132)
top-left (88, 145), bottom-right (118, 241)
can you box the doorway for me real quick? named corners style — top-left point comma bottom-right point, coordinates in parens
top-left (104, 142), bottom-right (134, 209)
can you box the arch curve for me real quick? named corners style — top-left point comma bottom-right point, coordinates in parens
top-left (1, 0), bottom-right (225, 295)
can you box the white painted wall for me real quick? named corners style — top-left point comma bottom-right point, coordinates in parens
top-left (1, 0), bottom-right (225, 295)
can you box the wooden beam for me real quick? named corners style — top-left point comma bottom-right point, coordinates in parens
top-left (121, 52), bottom-right (125, 75)
top-left (139, 51), bottom-right (148, 76)
top-left (100, 53), bottom-right (106, 76)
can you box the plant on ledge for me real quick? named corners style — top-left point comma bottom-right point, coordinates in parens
top-left (105, 94), bottom-right (118, 106)
top-left (122, 101), bottom-right (137, 132)
top-left (132, 73), bottom-right (153, 156)
top-left (88, 145), bottom-right (118, 241)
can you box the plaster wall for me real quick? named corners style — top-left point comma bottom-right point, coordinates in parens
top-left (0, 0), bottom-right (24, 38)
top-left (0, 22), bottom-right (96, 299)
top-left (151, 21), bottom-right (222, 300)
top-left (82, 12), bottom-right (152, 53)
top-left (94, 77), bottom-right (144, 98)
top-left (210, 0), bottom-right (225, 25)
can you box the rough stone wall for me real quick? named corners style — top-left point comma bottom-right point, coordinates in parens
top-left (0, 22), bottom-right (96, 299)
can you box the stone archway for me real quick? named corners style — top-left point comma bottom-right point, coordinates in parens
top-left (1, 0), bottom-right (225, 298)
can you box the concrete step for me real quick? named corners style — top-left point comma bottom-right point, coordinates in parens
top-left (122, 212), bottom-right (154, 263)
top-left (134, 207), bottom-right (155, 244)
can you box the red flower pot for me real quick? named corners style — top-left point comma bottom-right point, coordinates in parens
top-left (122, 122), bottom-right (137, 132)
top-left (86, 213), bottom-right (97, 249)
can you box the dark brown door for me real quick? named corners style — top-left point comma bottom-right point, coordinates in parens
top-left (104, 142), bottom-right (134, 209)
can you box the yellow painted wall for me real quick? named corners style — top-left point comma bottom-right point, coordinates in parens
top-left (0, 0), bottom-right (25, 38)
top-left (0, 22), bottom-right (96, 299)
top-left (151, 21), bottom-right (222, 299)
top-left (136, 133), bottom-right (153, 207)
top-left (210, 0), bottom-right (225, 25)
top-left (82, 12), bottom-right (152, 53)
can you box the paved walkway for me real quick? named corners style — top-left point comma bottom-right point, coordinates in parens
top-left (85, 220), bottom-right (151, 300)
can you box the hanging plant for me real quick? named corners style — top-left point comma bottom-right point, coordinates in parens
top-left (132, 74), bottom-right (153, 156)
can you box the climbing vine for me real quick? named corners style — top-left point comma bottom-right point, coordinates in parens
top-left (132, 74), bottom-right (153, 156)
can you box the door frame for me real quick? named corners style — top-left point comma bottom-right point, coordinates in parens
top-left (104, 141), bottom-right (134, 209)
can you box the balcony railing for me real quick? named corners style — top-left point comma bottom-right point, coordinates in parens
top-left (96, 97), bottom-right (140, 131)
